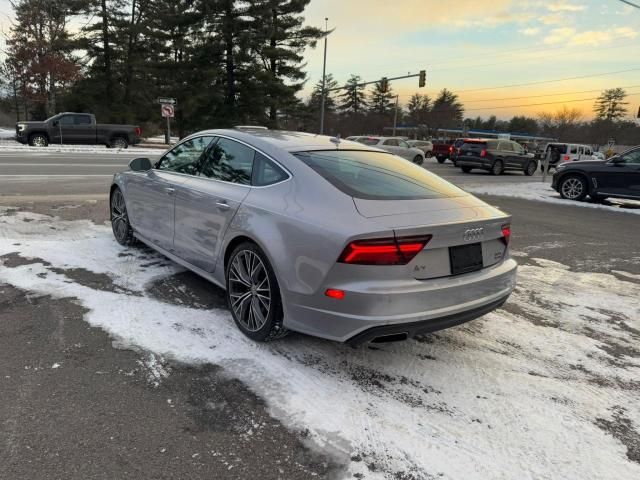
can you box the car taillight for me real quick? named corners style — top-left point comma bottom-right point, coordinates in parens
top-left (501, 224), bottom-right (511, 246)
top-left (338, 235), bottom-right (432, 265)
top-left (563, 155), bottom-right (570, 161)
top-left (480, 149), bottom-right (487, 157)
top-left (135, 127), bottom-right (142, 137)
top-left (449, 146), bottom-right (453, 153)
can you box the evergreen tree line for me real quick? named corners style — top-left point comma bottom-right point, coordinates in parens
top-left (0, 0), bottom-right (323, 136)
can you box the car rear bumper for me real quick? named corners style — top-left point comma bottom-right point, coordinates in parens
top-left (456, 156), bottom-right (491, 168)
top-left (282, 258), bottom-right (517, 343)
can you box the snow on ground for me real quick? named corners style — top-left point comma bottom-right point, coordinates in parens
top-left (464, 181), bottom-right (640, 214)
top-left (0, 140), bottom-right (166, 155)
top-left (0, 128), bottom-right (16, 140)
top-left (1, 208), bottom-right (639, 479)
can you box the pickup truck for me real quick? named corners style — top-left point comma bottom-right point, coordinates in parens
top-left (432, 141), bottom-right (454, 164)
top-left (15, 112), bottom-right (141, 149)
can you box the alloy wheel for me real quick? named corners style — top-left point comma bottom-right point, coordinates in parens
top-left (113, 138), bottom-right (127, 149)
top-left (32, 136), bottom-right (46, 147)
top-left (228, 250), bottom-right (271, 332)
top-left (111, 190), bottom-right (129, 242)
top-left (561, 177), bottom-right (584, 200)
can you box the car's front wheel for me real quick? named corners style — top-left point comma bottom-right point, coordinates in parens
top-left (559, 175), bottom-right (587, 201)
top-left (29, 134), bottom-right (48, 147)
top-left (226, 242), bottom-right (287, 342)
top-left (412, 155), bottom-right (423, 165)
top-left (524, 161), bottom-right (537, 176)
top-left (110, 187), bottom-right (137, 245)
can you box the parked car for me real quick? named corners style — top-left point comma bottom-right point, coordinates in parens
top-left (15, 112), bottom-right (141, 148)
top-left (449, 138), bottom-right (466, 165)
top-left (110, 130), bottom-right (517, 344)
top-left (456, 139), bottom-right (538, 176)
top-left (357, 136), bottom-right (425, 164)
top-left (538, 143), bottom-right (598, 171)
top-left (552, 146), bottom-right (640, 202)
top-left (432, 141), bottom-right (453, 163)
top-left (407, 140), bottom-right (434, 158)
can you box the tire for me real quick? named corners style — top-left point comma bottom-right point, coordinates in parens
top-left (461, 166), bottom-right (472, 173)
top-left (110, 136), bottom-right (128, 149)
top-left (491, 159), bottom-right (504, 175)
top-left (524, 161), bottom-right (537, 176)
top-left (559, 175), bottom-right (587, 201)
top-left (226, 242), bottom-right (288, 342)
top-left (28, 133), bottom-right (48, 147)
top-left (425, 151), bottom-right (432, 158)
top-left (436, 157), bottom-right (446, 164)
top-left (110, 187), bottom-right (137, 246)
top-left (413, 155), bottom-right (424, 165)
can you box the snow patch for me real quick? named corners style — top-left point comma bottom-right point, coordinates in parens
top-left (0, 141), bottom-right (165, 155)
top-left (1, 211), bottom-right (639, 479)
top-left (464, 182), bottom-right (640, 214)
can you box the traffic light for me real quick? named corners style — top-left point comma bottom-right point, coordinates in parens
top-left (381, 77), bottom-right (388, 93)
top-left (419, 70), bottom-right (426, 88)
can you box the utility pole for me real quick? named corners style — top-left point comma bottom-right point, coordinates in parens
top-left (392, 95), bottom-right (399, 136)
top-left (319, 18), bottom-right (328, 135)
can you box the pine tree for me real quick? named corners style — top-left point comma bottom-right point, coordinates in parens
top-left (369, 80), bottom-right (395, 115)
top-left (339, 74), bottom-right (368, 114)
top-left (431, 88), bottom-right (464, 129)
top-left (406, 93), bottom-right (431, 126)
top-left (308, 74), bottom-right (338, 113)
top-left (594, 88), bottom-right (628, 121)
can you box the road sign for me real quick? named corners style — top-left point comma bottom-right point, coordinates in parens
top-left (161, 104), bottom-right (175, 118)
top-left (157, 97), bottom-right (177, 105)
top-left (607, 138), bottom-right (615, 147)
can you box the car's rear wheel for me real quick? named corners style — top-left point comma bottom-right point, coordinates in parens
top-left (29, 134), bottom-right (48, 147)
top-left (559, 175), bottom-right (587, 201)
top-left (437, 157), bottom-right (446, 164)
top-left (412, 155), bottom-right (423, 165)
top-left (491, 160), bottom-right (504, 175)
top-left (110, 188), bottom-right (137, 245)
top-left (524, 161), bottom-right (537, 176)
top-left (461, 166), bottom-right (472, 173)
top-left (110, 136), bottom-right (128, 149)
top-left (226, 242), bottom-right (287, 342)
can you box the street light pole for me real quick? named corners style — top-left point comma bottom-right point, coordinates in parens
top-left (319, 18), bottom-right (328, 135)
top-left (392, 95), bottom-right (399, 136)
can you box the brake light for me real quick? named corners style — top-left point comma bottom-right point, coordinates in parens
top-left (480, 149), bottom-right (487, 157)
top-left (135, 127), bottom-right (141, 137)
top-left (563, 155), bottom-right (570, 161)
top-left (449, 146), bottom-right (453, 153)
top-left (325, 289), bottom-right (345, 300)
top-left (338, 235), bottom-right (432, 265)
top-left (501, 224), bottom-right (511, 246)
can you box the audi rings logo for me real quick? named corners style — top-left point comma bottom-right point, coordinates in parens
top-left (463, 227), bottom-right (484, 242)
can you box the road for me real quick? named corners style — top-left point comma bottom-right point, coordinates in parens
top-left (0, 150), bottom-right (544, 198)
top-left (1, 150), bottom-right (639, 479)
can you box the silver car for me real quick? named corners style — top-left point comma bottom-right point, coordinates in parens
top-left (357, 136), bottom-right (426, 165)
top-left (110, 130), bottom-right (517, 344)
top-left (407, 140), bottom-right (434, 158)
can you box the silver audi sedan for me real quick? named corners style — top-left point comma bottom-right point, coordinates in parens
top-left (110, 129), bottom-right (517, 344)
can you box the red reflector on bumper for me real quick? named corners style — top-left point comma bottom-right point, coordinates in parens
top-left (325, 289), bottom-right (345, 300)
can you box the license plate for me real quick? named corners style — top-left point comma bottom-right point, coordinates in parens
top-left (449, 243), bottom-right (483, 276)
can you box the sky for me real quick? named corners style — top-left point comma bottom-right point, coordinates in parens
top-left (301, 0), bottom-right (640, 119)
top-left (1, 0), bottom-right (639, 120)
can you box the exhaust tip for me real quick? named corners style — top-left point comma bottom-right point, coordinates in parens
top-left (371, 332), bottom-right (409, 343)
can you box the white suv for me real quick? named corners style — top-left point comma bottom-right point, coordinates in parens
top-left (357, 136), bottom-right (426, 165)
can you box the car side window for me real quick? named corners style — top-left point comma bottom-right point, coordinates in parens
top-left (398, 140), bottom-right (410, 148)
top-left (619, 149), bottom-right (640, 164)
top-left (513, 142), bottom-right (524, 155)
top-left (384, 139), bottom-right (399, 146)
top-left (252, 152), bottom-right (288, 186)
top-left (156, 136), bottom-right (214, 175)
top-left (199, 138), bottom-right (254, 185)
top-left (75, 115), bottom-right (92, 125)
top-left (570, 145), bottom-right (578, 154)
top-left (59, 115), bottom-right (74, 125)
top-left (498, 142), bottom-right (513, 152)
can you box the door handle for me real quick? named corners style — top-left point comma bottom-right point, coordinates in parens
top-left (165, 187), bottom-right (175, 195)
top-left (216, 200), bottom-right (231, 211)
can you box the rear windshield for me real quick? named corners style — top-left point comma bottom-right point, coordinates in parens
top-left (547, 144), bottom-right (568, 154)
top-left (293, 150), bottom-right (465, 200)
top-left (462, 140), bottom-right (487, 147)
top-left (358, 137), bottom-right (379, 146)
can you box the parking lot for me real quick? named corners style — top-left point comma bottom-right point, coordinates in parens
top-left (0, 147), bottom-right (639, 480)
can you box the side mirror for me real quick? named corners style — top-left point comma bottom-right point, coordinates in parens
top-left (129, 157), bottom-right (152, 172)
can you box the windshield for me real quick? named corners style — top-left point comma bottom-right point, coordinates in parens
top-left (293, 150), bottom-right (466, 200)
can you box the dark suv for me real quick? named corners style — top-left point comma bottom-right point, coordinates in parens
top-left (552, 146), bottom-right (640, 202)
top-left (456, 139), bottom-right (538, 175)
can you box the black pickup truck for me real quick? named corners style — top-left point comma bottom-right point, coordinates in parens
top-left (15, 113), bottom-right (141, 149)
